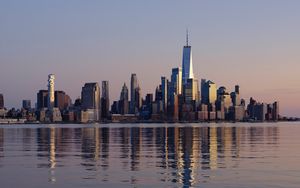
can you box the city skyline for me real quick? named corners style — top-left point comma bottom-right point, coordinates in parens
top-left (0, 1), bottom-right (299, 117)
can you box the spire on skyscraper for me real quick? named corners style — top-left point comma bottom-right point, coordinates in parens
top-left (186, 29), bottom-right (189, 46)
top-left (182, 30), bottom-right (194, 85)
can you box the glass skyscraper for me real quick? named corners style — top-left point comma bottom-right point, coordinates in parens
top-left (182, 32), bottom-right (194, 86)
top-left (130, 73), bottom-right (138, 114)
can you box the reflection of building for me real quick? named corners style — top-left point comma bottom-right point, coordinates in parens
top-left (81, 128), bottom-right (100, 162)
top-left (49, 128), bottom-right (56, 169)
top-left (209, 127), bottom-right (218, 170)
top-left (19, 125), bottom-right (279, 187)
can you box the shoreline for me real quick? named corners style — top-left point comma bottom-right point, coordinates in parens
top-left (0, 119), bottom-right (299, 125)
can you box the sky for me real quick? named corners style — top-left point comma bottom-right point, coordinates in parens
top-left (0, 0), bottom-right (299, 117)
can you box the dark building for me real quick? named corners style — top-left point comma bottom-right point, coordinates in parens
top-left (81, 83), bottom-right (101, 121)
top-left (37, 90), bottom-right (48, 109)
top-left (81, 83), bottom-right (100, 110)
top-left (145, 94), bottom-right (153, 110)
top-left (201, 79), bottom-right (217, 106)
top-left (130, 74), bottom-right (138, 114)
top-left (155, 86), bottom-right (162, 102)
top-left (0, 94), bottom-right (4, 109)
top-left (161, 77), bottom-right (168, 113)
top-left (22, 100), bottom-right (31, 110)
top-left (272, 102), bottom-right (279, 121)
top-left (247, 98), bottom-right (267, 121)
top-left (111, 101), bottom-right (119, 114)
top-left (55, 91), bottom-right (71, 111)
top-left (101, 81), bottom-right (110, 119)
top-left (119, 83), bottom-right (129, 114)
top-left (134, 85), bottom-right (142, 112)
top-left (37, 90), bottom-right (71, 111)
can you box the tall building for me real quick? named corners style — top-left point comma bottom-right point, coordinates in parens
top-left (231, 85), bottom-right (241, 106)
top-left (119, 83), bottom-right (129, 114)
top-left (155, 86), bottom-right (162, 102)
top-left (247, 98), bottom-right (267, 121)
top-left (37, 90), bottom-right (48, 109)
top-left (54, 91), bottom-right (71, 111)
top-left (38, 90), bottom-right (71, 111)
top-left (22, 100), bottom-right (31, 110)
top-left (135, 85), bottom-right (142, 112)
top-left (182, 31), bottom-right (194, 86)
top-left (48, 74), bottom-right (55, 110)
top-left (184, 78), bottom-right (199, 105)
top-left (201, 79), bottom-right (217, 105)
top-left (161, 77), bottom-right (168, 112)
top-left (272, 101), bottom-right (279, 121)
top-left (171, 67), bottom-right (182, 95)
top-left (81, 83), bottom-right (101, 121)
top-left (217, 87), bottom-right (231, 109)
top-left (101, 81), bottom-right (110, 119)
top-left (130, 74), bottom-right (138, 114)
top-left (145, 93), bottom-right (153, 112)
top-left (0, 94), bottom-right (4, 109)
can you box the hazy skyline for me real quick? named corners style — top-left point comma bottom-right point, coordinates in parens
top-left (0, 1), bottom-right (299, 117)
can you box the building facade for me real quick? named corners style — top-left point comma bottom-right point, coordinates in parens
top-left (0, 94), bottom-right (4, 109)
top-left (81, 82), bottom-right (101, 121)
top-left (22, 100), bottom-right (31, 110)
top-left (182, 32), bottom-right (194, 85)
top-left (101, 81), bottom-right (110, 119)
top-left (130, 74), bottom-right (138, 114)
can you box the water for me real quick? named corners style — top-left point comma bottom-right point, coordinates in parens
top-left (0, 122), bottom-right (299, 188)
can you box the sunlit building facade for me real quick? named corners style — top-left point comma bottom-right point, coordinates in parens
top-left (81, 82), bottom-right (101, 121)
top-left (182, 32), bottom-right (194, 86)
top-left (201, 79), bottom-right (217, 105)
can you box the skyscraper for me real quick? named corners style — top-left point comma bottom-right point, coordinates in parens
top-left (54, 91), bottom-right (71, 111)
top-left (182, 30), bottom-right (194, 86)
top-left (231, 85), bottom-right (241, 106)
top-left (101, 81), bottom-right (110, 119)
top-left (171, 67), bottom-right (182, 95)
top-left (130, 74), bottom-right (138, 114)
top-left (161, 77), bottom-right (168, 112)
top-left (119, 83), bottom-right (129, 114)
top-left (184, 78), bottom-right (199, 105)
top-left (37, 90), bottom-right (48, 109)
top-left (45, 74), bottom-right (62, 122)
top-left (201, 79), bottom-right (217, 105)
top-left (272, 101), bottom-right (279, 121)
top-left (48, 74), bottom-right (55, 110)
top-left (0, 94), bottom-right (4, 109)
top-left (22, 100), bottom-right (31, 110)
top-left (81, 82), bottom-right (101, 121)
top-left (135, 85), bottom-right (142, 112)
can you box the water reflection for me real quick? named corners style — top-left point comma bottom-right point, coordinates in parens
top-left (0, 125), bottom-right (280, 187)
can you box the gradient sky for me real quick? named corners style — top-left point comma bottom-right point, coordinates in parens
top-left (0, 0), bottom-right (299, 117)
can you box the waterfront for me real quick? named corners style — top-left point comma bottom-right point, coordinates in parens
top-left (0, 122), bottom-right (299, 188)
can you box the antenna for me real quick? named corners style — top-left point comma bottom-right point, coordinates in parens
top-left (186, 29), bottom-right (189, 46)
